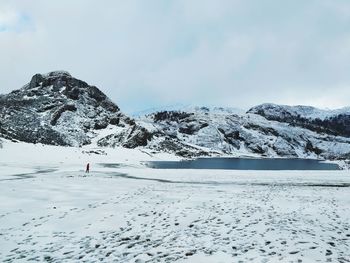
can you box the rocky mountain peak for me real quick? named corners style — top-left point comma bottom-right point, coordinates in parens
top-left (14, 71), bottom-right (118, 112)
top-left (27, 71), bottom-right (73, 89)
top-left (0, 71), bottom-right (130, 146)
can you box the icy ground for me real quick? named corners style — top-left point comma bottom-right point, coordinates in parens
top-left (0, 141), bottom-right (350, 262)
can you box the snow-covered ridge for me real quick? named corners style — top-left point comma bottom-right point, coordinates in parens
top-left (137, 104), bottom-right (350, 161)
top-left (248, 103), bottom-right (350, 138)
top-left (249, 103), bottom-right (350, 120)
top-left (0, 71), bottom-right (151, 149)
top-left (132, 104), bottom-right (244, 117)
top-left (1, 71), bottom-right (350, 161)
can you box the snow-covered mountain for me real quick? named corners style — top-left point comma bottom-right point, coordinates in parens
top-left (0, 71), bottom-right (152, 148)
top-left (249, 103), bottom-right (350, 120)
top-left (139, 105), bottom-right (350, 160)
top-left (1, 72), bottom-right (350, 160)
top-left (131, 104), bottom-right (244, 117)
top-left (248, 103), bottom-right (350, 137)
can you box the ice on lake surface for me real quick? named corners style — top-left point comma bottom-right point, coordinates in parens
top-left (0, 142), bottom-right (349, 262)
top-left (147, 157), bottom-right (340, 170)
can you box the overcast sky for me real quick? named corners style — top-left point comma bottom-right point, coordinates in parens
top-left (1, 0), bottom-right (350, 113)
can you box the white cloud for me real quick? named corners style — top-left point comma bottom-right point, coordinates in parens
top-left (142, 35), bottom-right (255, 103)
top-left (1, 0), bottom-right (350, 113)
top-left (0, 4), bottom-right (21, 31)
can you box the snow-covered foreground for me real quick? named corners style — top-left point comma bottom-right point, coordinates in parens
top-left (0, 141), bottom-right (350, 262)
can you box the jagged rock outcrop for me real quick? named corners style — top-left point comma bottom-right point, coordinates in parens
top-left (0, 71), bottom-right (150, 147)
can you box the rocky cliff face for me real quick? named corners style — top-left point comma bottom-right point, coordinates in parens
top-left (0, 71), bottom-right (149, 147)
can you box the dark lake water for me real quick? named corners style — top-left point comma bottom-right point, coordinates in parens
top-left (147, 158), bottom-right (340, 170)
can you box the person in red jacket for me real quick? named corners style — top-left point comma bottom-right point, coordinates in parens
top-left (86, 163), bottom-right (90, 173)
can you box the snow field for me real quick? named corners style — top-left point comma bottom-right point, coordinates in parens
top-left (0, 141), bottom-right (349, 262)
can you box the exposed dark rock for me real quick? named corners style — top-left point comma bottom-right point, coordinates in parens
top-left (94, 119), bottom-right (109, 130)
top-left (51, 104), bottom-right (77, 126)
top-left (179, 124), bottom-right (196, 135)
top-left (246, 144), bottom-right (265, 154)
top-left (64, 87), bottom-right (80, 100)
top-left (29, 73), bottom-right (44, 89)
top-left (123, 126), bottom-right (153, 148)
top-left (218, 128), bottom-right (241, 148)
top-left (153, 111), bottom-right (193, 122)
top-left (305, 141), bottom-right (323, 155)
top-left (109, 117), bottom-right (119, 125)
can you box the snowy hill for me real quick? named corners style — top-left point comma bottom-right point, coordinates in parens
top-left (249, 103), bottom-right (350, 137)
top-left (249, 103), bottom-right (350, 120)
top-left (139, 106), bottom-right (350, 160)
top-left (131, 104), bottom-right (244, 117)
top-left (1, 72), bottom-right (350, 161)
top-left (0, 71), bottom-right (151, 148)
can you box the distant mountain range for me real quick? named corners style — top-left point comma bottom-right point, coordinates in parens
top-left (130, 104), bottom-right (245, 117)
top-left (1, 71), bottom-right (350, 160)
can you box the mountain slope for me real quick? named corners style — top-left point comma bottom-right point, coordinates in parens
top-left (0, 71), bottom-right (209, 157)
top-left (248, 103), bottom-right (350, 137)
top-left (0, 71), bottom-right (149, 147)
top-left (138, 106), bottom-right (350, 160)
top-left (1, 72), bottom-right (350, 161)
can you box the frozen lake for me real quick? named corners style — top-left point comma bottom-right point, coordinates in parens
top-left (147, 157), bottom-right (340, 170)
